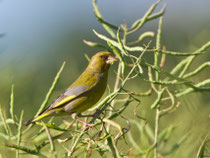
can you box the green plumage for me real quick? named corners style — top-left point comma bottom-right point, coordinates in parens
top-left (25, 52), bottom-right (116, 126)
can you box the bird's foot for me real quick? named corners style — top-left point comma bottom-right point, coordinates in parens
top-left (81, 122), bottom-right (95, 131)
top-left (78, 109), bottom-right (104, 118)
top-left (76, 118), bottom-right (95, 131)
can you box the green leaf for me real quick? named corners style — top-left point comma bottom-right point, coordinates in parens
top-left (5, 144), bottom-right (47, 158)
top-left (196, 135), bottom-right (208, 158)
top-left (93, 0), bottom-right (116, 38)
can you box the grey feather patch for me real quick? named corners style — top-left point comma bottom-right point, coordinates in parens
top-left (64, 85), bottom-right (89, 96)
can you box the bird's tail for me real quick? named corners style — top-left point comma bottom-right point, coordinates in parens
top-left (24, 119), bottom-right (34, 126)
top-left (24, 112), bottom-right (51, 126)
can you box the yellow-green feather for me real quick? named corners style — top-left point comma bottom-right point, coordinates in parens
top-left (54, 95), bottom-right (76, 108)
top-left (32, 112), bottom-right (51, 122)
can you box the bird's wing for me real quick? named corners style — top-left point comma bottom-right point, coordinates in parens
top-left (27, 86), bottom-right (90, 125)
top-left (34, 69), bottom-right (98, 122)
top-left (45, 85), bottom-right (90, 111)
top-left (50, 70), bottom-right (98, 110)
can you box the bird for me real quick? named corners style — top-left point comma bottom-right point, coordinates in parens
top-left (25, 52), bottom-right (116, 126)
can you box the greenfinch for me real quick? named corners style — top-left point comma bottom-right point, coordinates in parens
top-left (25, 52), bottom-right (116, 126)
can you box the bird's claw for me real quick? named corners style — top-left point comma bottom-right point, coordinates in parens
top-left (81, 122), bottom-right (95, 131)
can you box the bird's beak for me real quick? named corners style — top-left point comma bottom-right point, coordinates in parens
top-left (106, 55), bottom-right (117, 64)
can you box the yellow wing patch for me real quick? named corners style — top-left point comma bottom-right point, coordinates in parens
top-left (54, 95), bottom-right (76, 108)
top-left (33, 112), bottom-right (51, 122)
top-left (31, 95), bottom-right (76, 123)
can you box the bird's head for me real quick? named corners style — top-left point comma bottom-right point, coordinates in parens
top-left (88, 52), bottom-right (117, 72)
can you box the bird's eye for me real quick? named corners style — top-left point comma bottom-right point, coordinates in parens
top-left (100, 55), bottom-right (104, 59)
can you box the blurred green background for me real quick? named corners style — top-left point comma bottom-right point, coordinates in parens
top-left (0, 0), bottom-right (210, 157)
